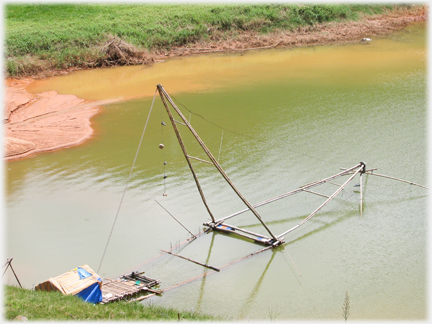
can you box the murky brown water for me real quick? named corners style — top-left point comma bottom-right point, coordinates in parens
top-left (7, 23), bottom-right (427, 320)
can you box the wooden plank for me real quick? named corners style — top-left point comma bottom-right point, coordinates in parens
top-left (100, 274), bottom-right (161, 304)
top-left (209, 223), bottom-right (273, 245)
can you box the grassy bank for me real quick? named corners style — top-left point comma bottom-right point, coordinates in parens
top-left (4, 285), bottom-right (219, 321)
top-left (5, 3), bottom-right (401, 77)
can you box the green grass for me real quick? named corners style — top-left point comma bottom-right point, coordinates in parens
top-left (4, 285), bottom-right (219, 321)
top-left (5, 3), bottom-right (404, 77)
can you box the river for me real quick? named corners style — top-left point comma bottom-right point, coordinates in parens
top-left (5, 23), bottom-right (427, 320)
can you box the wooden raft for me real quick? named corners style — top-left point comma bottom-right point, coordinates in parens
top-left (100, 272), bottom-right (161, 304)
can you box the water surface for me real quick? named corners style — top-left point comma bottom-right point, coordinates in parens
top-left (6, 24), bottom-right (427, 320)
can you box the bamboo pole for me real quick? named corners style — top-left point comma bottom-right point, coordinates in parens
top-left (2, 258), bottom-right (22, 288)
top-left (214, 163), bottom-right (363, 224)
top-left (301, 189), bottom-right (330, 198)
top-left (212, 224), bottom-right (273, 244)
top-left (161, 250), bottom-right (220, 272)
top-left (129, 293), bottom-right (157, 303)
top-left (186, 155), bottom-right (213, 165)
top-left (117, 229), bottom-right (207, 277)
top-left (365, 172), bottom-right (428, 189)
top-left (276, 166), bottom-right (363, 239)
top-left (360, 172), bottom-right (363, 216)
top-left (218, 223), bottom-right (271, 239)
top-left (161, 245), bottom-right (273, 293)
top-left (157, 84), bottom-right (279, 243)
top-left (155, 199), bottom-right (197, 239)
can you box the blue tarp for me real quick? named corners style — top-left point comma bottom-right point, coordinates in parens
top-left (77, 267), bottom-right (92, 280)
top-left (76, 280), bottom-right (103, 303)
top-left (35, 264), bottom-right (103, 304)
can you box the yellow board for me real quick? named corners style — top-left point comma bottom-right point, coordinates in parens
top-left (34, 264), bottom-right (101, 296)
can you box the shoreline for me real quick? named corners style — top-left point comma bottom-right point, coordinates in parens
top-left (4, 79), bottom-right (122, 161)
top-left (4, 6), bottom-right (426, 161)
top-left (155, 6), bottom-right (426, 60)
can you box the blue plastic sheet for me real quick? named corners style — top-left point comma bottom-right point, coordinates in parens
top-left (77, 267), bottom-right (92, 280)
top-left (75, 281), bottom-right (102, 304)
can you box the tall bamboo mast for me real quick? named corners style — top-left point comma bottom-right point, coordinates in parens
top-left (157, 87), bottom-right (216, 223)
top-left (157, 84), bottom-right (280, 243)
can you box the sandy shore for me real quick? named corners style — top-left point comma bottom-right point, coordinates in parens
top-left (4, 79), bottom-right (121, 161)
top-left (4, 6), bottom-right (426, 161)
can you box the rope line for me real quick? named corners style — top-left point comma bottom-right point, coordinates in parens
top-left (161, 103), bottom-right (167, 195)
top-left (282, 245), bottom-right (301, 276)
top-left (97, 89), bottom-right (158, 274)
top-left (217, 129), bottom-right (224, 163)
top-left (280, 250), bottom-right (322, 319)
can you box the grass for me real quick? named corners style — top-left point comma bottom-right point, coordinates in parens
top-left (4, 3), bottom-right (405, 77)
top-left (4, 285), bottom-right (219, 321)
top-left (342, 291), bottom-right (351, 321)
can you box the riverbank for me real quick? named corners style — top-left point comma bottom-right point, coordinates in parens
top-left (4, 78), bottom-right (122, 160)
top-left (4, 285), bottom-right (218, 321)
top-left (158, 5), bottom-right (426, 60)
top-left (4, 4), bottom-right (426, 161)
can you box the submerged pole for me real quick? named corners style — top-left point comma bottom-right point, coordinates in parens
top-left (360, 172), bottom-right (363, 216)
top-left (161, 250), bottom-right (220, 272)
top-left (155, 199), bottom-right (197, 239)
top-left (365, 172), bottom-right (428, 189)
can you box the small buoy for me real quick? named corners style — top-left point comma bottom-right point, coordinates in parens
top-left (163, 193), bottom-right (168, 196)
top-left (159, 144), bottom-right (164, 149)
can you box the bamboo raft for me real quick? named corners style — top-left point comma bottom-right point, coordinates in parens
top-left (100, 272), bottom-right (161, 304)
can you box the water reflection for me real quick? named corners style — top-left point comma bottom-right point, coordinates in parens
top-left (5, 23), bottom-right (426, 319)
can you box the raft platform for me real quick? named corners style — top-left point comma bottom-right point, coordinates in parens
top-left (100, 272), bottom-right (161, 304)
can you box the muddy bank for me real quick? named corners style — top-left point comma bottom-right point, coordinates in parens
top-left (159, 6), bottom-right (426, 58)
top-left (4, 79), bottom-right (121, 161)
top-left (4, 6), bottom-right (426, 161)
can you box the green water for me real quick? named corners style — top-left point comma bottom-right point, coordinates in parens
top-left (5, 24), bottom-right (427, 320)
